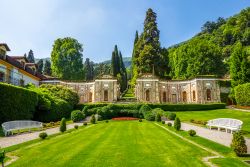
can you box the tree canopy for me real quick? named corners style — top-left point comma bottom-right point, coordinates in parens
top-left (51, 37), bottom-right (84, 80)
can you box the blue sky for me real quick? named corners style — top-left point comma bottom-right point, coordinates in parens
top-left (1, 0), bottom-right (249, 63)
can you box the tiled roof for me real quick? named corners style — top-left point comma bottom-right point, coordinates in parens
top-left (1, 55), bottom-right (44, 80)
top-left (0, 43), bottom-right (11, 51)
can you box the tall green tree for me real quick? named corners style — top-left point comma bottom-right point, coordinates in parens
top-left (51, 37), bottom-right (84, 80)
top-left (138, 8), bottom-right (162, 74)
top-left (27, 49), bottom-right (35, 63)
top-left (44, 60), bottom-right (52, 76)
top-left (230, 42), bottom-right (250, 87)
top-left (131, 31), bottom-right (139, 86)
top-left (37, 59), bottom-right (43, 73)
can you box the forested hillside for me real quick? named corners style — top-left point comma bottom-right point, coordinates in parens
top-left (168, 7), bottom-right (250, 85)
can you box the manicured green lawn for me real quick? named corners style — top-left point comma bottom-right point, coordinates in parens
top-left (174, 109), bottom-right (250, 137)
top-left (9, 121), bottom-right (214, 167)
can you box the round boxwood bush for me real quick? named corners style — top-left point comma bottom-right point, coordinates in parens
top-left (39, 132), bottom-right (48, 139)
top-left (139, 119), bottom-right (142, 122)
top-left (188, 129), bottom-right (196, 137)
top-left (167, 122), bottom-right (172, 127)
top-left (74, 125), bottom-right (79, 129)
top-left (162, 121), bottom-right (165, 124)
top-left (105, 120), bottom-right (109, 123)
top-left (168, 113), bottom-right (176, 120)
top-left (83, 122), bottom-right (87, 126)
top-left (71, 110), bottom-right (85, 122)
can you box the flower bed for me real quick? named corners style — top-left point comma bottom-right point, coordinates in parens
top-left (112, 117), bottom-right (139, 121)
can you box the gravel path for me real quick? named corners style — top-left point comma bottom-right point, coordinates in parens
top-left (0, 122), bottom-right (83, 148)
top-left (166, 121), bottom-right (250, 153)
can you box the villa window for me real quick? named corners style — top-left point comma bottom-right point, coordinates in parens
top-left (104, 90), bottom-right (108, 101)
top-left (0, 72), bottom-right (4, 82)
top-left (162, 92), bottom-right (167, 102)
top-left (182, 91), bottom-right (187, 102)
top-left (146, 90), bottom-right (150, 101)
top-left (193, 91), bottom-right (196, 101)
top-left (206, 89), bottom-right (211, 101)
top-left (89, 92), bottom-right (93, 102)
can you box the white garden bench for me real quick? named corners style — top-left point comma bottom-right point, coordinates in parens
top-left (207, 118), bottom-right (243, 133)
top-left (1, 120), bottom-right (43, 136)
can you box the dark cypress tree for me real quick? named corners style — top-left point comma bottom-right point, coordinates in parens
top-left (37, 59), bottom-right (44, 73)
top-left (27, 50), bottom-right (35, 63)
top-left (44, 60), bottom-right (52, 76)
top-left (84, 58), bottom-right (93, 81)
top-left (111, 51), bottom-right (117, 76)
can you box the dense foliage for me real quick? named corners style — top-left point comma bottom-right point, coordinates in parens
top-left (26, 84), bottom-right (78, 122)
top-left (71, 110), bottom-right (85, 122)
top-left (231, 131), bottom-right (247, 156)
top-left (0, 83), bottom-right (38, 123)
top-left (90, 115), bottom-right (96, 124)
top-left (44, 60), bottom-right (52, 76)
top-left (27, 49), bottom-right (35, 63)
top-left (51, 37), bottom-right (84, 80)
top-left (168, 8), bottom-right (250, 80)
top-left (234, 83), bottom-right (250, 106)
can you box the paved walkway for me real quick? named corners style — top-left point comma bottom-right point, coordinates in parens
top-left (226, 106), bottom-right (250, 112)
top-left (166, 121), bottom-right (250, 154)
top-left (0, 122), bottom-right (83, 148)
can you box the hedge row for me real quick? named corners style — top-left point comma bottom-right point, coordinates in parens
top-left (27, 84), bottom-right (78, 122)
top-left (0, 83), bottom-right (38, 123)
top-left (79, 103), bottom-right (226, 114)
top-left (235, 83), bottom-right (250, 106)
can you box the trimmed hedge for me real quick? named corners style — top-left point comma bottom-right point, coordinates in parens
top-left (79, 103), bottom-right (225, 114)
top-left (71, 110), bottom-right (85, 122)
top-left (0, 83), bottom-right (38, 123)
top-left (235, 83), bottom-right (250, 106)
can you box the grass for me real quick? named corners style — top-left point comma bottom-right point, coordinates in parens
top-left (174, 109), bottom-right (250, 137)
top-left (9, 121), bottom-right (215, 167)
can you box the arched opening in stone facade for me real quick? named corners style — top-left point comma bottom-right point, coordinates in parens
top-left (146, 89), bottom-right (150, 101)
top-left (182, 91), bottom-right (187, 102)
top-left (162, 91), bottom-right (167, 102)
top-left (171, 94), bottom-right (177, 103)
top-left (193, 90), bottom-right (196, 101)
top-left (89, 92), bottom-right (92, 102)
top-left (104, 90), bottom-right (108, 101)
top-left (80, 96), bottom-right (84, 103)
top-left (206, 89), bottom-right (211, 101)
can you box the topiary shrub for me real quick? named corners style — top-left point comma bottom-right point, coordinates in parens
top-left (60, 118), bottom-right (66, 132)
top-left (162, 121), bottom-right (165, 124)
top-left (71, 110), bottom-right (85, 122)
top-left (105, 120), bottom-right (109, 123)
top-left (168, 113), bottom-right (176, 120)
top-left (90, 114), bottom-right (96, 124)
top-left (231, 131), bottom-right (247, 156)
top-left (139, 119), bottom-right (142, 122)
top-left (39, 132), bottom-right (48, 139)
top-left (167, 122), bottom-right (172, 127)
top-left (155, 112), bottom-right (162, 122)
top-left (83, 122), bottom-right (87, 126)
top-left (174, 117), bottom-right (181, 131)
top-left (188, 130), bottom-right (196, 137)
top-left (74, 125), bottom-right (79, 129)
